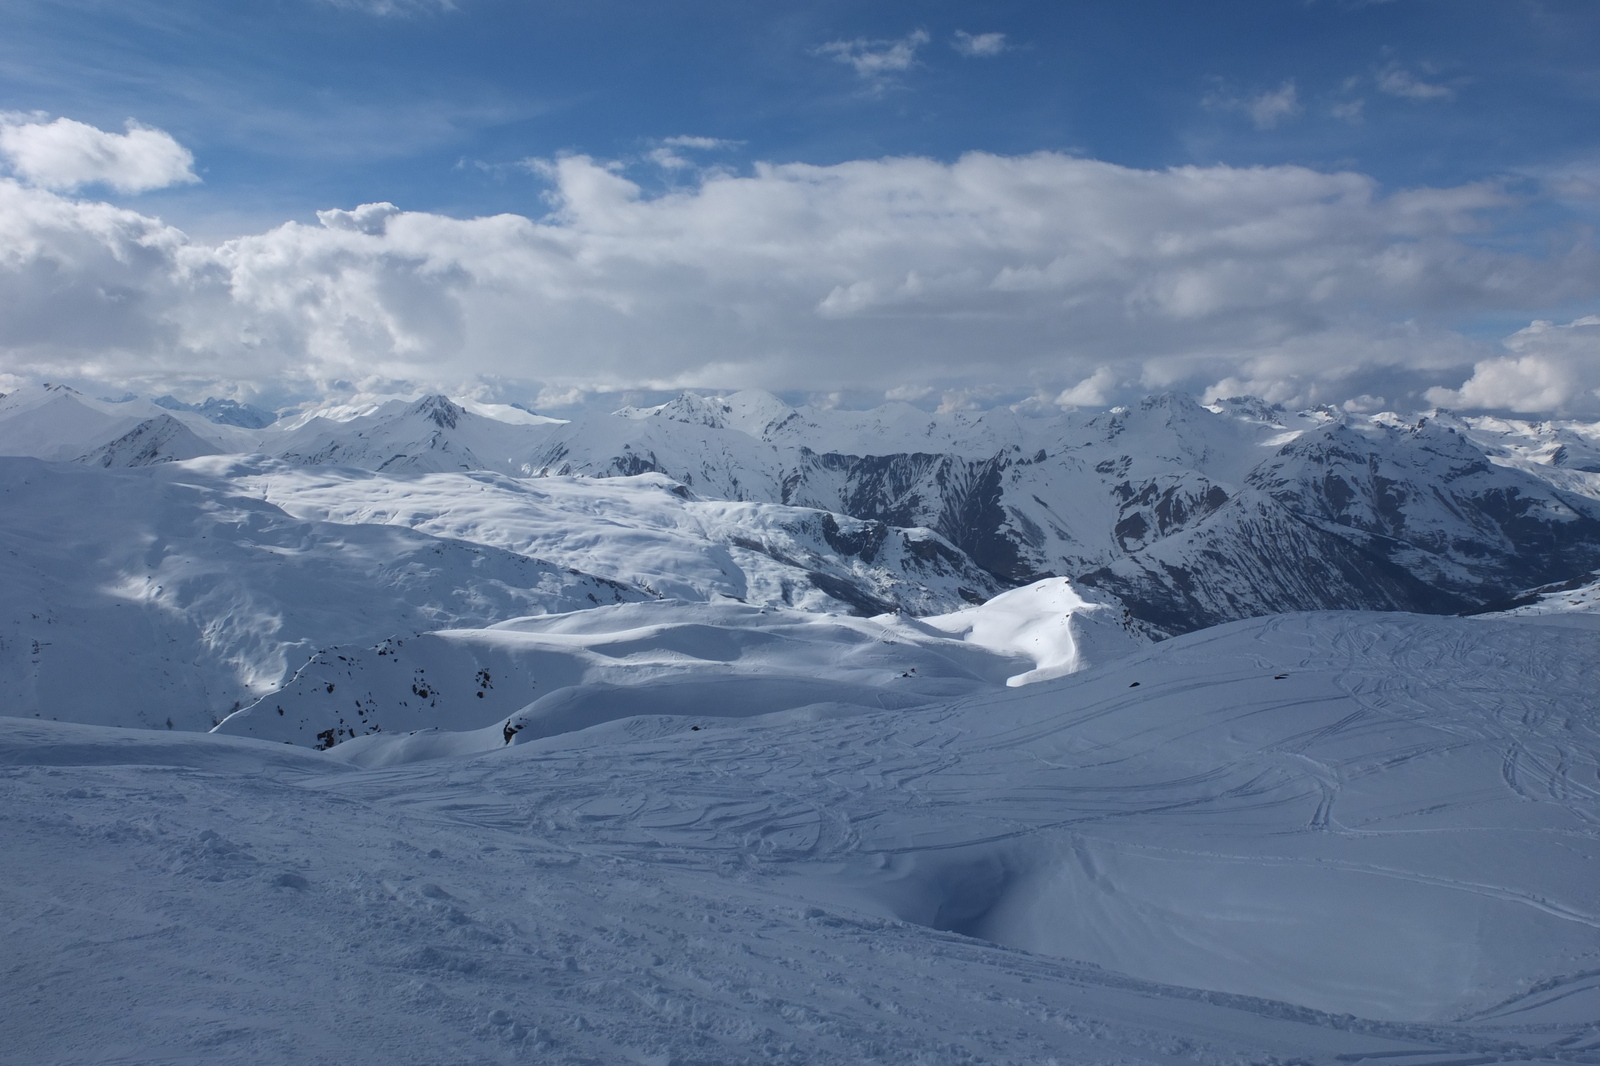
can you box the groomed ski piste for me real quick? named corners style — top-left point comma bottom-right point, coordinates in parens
top-left (7, 608), bottom-right (1600, 1065)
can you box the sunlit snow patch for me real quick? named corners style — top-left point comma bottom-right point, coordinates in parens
top-left (918, 577), bottom-right (1151, 686)
top-left (211, 598), bottom-right (1038, 750)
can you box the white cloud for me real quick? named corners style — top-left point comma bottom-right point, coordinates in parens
top-left (1376, 65), bottom-right (1455, 102)
top-left (952, 31), bottom-right (1008, 58)
top-left (1425, 317), bottom-right (1600, 414)
top-left (1056, 368), bottom-right (1117, 407)
top-left (1205, 82), bottom-right (1302, 130)
top-left (649, 148), bottom-right (693, 171)
top-left (1331, 98), bottom-right (1365, 123)
top-left (0, 116), bottom-right (198, 194)
top-left (1247, 82), bottom-right (1302, 129)
top-left (817, 30), bottom-right (929, 82)
top-left (662, 136), bottom-right (731, 150)
top-left (316, 202), bottom-right (401, 235)
top-left (1, 148), bottom-right (1598, 412)
top-left (316, 0), bottom-right (455, 15)
top-left (648, 136), bottom-right (736, 171)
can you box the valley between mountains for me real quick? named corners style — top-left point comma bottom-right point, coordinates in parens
top-left (4, 383), bottom-right (1600, 1065)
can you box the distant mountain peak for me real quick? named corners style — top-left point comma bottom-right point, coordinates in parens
top-left (153, 395), bottom-right (278, 429)
top-left (78, 414), bottom-right (217, 468)
top-left (406, 394), bottom-right (464, 430)
top-left (654, 392), bottom-right (734, 429)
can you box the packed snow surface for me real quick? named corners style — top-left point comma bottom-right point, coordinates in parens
top-left (6, 611), bottom-right (1600, 1065)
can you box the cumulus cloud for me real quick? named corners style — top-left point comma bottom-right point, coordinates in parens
top-left (316, 202), bottom-right (401, 235)
top-left (1426, 317), bottom-right (1600, 414)
top-left (1056, 367), bottom-right (1117, 407)
top-left (0, 116), bottom-right (198, 194)
top-left (817, 30), bottom-right (929, 83)
top-left (952, 31), bottom-right (1008, 58)
top-left (1, 148), bottom-right (1598, 411)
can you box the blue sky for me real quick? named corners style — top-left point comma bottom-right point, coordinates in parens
top-left (9, 0), bottom-right (1600, 227)
top-left (2, 0), bottom-right (1600, 413)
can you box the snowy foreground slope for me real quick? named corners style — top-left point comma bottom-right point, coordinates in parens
top-left (5, 610), bottom-right (1600, 1065)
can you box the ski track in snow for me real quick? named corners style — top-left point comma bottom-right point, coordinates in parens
top-left (6, 611), bottom-right (1600, 1064)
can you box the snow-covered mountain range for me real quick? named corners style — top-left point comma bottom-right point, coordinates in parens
top-left (6, 379), bottom-right (1600, 1058)
top-left (4, 378), bottom-right (1599, 743)
top-left (8, 380), bottom-right (1600, 633)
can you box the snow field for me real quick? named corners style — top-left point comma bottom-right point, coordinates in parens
top-left (215, 586), bottom-right (1142, 750)
top-left (6, 610), bottom-right (1600, 1065)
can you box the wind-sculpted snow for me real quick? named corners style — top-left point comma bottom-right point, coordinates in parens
top-left (919, 576), bottom-right (1152, 685)
top-left (5, 611), bottom-right (1600, 1064)
top-left (213, 582), bottom-right (1149, 750)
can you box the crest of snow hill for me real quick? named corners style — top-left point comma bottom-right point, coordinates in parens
top-left (1, 382), bottom-right (1599, 746)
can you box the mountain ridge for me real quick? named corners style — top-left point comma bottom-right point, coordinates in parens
top-left (5, 383), bottom-right (1600, 635)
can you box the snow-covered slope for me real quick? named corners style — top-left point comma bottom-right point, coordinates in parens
top-left (213, 583), bottom-right (1149, 750)
top-left (838, 610), bottom-right (1600, 1022)
top-left (6, 610), bottom-right (1600, 1063)
top-left (237, 460), bottom-right (1003, 615)
top-left (919, 576), bottom-right (1151, 685)
top-left (0, 454), bottom-right (1029, 732)
top-left (1078, 416), bottom-right (1600, 630)
top-left (79, 411), bottom-right (222, 467)
top-left (0, 383), bottom-right (259, 462)
top-left (1476, 568), bottom-right (1600, 619)
top-left (7, 381), bottom-right (1600, 1061)
top-left (0, 457), bottom-right (641, 730)
top-left (272, 394), bottom-right (562, 475)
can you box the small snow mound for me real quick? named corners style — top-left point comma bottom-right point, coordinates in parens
top-left (921, 578), bottom-right (1147, 685)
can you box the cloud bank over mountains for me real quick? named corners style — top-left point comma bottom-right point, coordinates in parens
top-left (1, 117), bottom-right (1598, 414)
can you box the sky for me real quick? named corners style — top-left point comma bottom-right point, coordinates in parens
top-left (2, 0), bottom-right (1600, 415)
